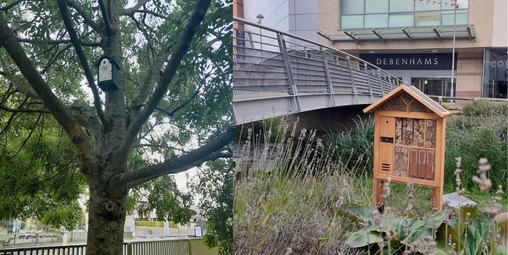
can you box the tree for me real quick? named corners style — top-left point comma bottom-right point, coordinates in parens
top-left (0, 0), bottom-right (232, 254)
top-left (191, 159), bottom-right (233, 254)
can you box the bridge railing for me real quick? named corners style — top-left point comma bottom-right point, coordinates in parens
top-left (233, 17), bottom-right (402, 105)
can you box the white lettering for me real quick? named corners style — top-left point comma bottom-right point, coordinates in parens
top-left (376, 58), bottom-right (382, 65)
top-left (417, 58), bottom-right (423, 65)
top-left (389, 58), bottom-right (394, 65)
top-left (424, 58), bottom-right (432, 65)
top-left (434, 58), bottom-right (438, 65)
top-left (410, 58), bottom-right (415, 65)
top-left (402, 59), bottom-right (407, 65)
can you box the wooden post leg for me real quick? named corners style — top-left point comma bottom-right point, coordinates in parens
top-left (432, 187), bottom-right (443, 210)
top-left (373, 178), bottom-right (384, 208)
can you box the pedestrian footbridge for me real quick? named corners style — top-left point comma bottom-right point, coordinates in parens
top-left (233, 17), bottom-right (402, 125)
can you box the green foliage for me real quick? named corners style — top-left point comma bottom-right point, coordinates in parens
top-left (234, 121), bottom-right (366, 254)
top-left (191, 159), bottom-right (233, 255)
top-left (234, 117), bottom-right (283, 143)
top-left (135, 220), bottom-right (163, 227)
top-left (0, 108), bottom-right (85, 230)
top-left (445, 101), bottom-right (508, 194)
top-left (323, 116), bottom-right (374, 176)
top-left (342, 204), bottom-right (508, 255)
top-left (130, 176), bottom-right (192, 225)
top-left (135, 220), bottom-right (178, 228)
top-left (462, 100), bottom-right (508, 117)
top-left (40, 202), bottom-right (83, 231)
top-left (340, 204), bottom-right (447, 253)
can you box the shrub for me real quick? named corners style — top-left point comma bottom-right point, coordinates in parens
top-left (234, 120), bottom-right (367, 254)
top-left (445, 101), bottom-right (508, 193)
top-left (462, 100), bottom-right (508, 117)
top-left (323, 116), bottom-right (374, 177)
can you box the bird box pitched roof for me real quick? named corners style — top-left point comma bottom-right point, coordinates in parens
top-left (363, 85), bottom-right (451, 118)
top-left (94, 55), bottom-right (120, 68)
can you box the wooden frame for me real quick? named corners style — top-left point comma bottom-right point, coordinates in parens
top-left (364, 85), bottom-right (450, 210)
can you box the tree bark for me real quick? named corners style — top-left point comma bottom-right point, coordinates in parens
top-left (86, 179), bottom-right (127, 255)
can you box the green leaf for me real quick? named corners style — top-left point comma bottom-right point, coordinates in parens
top-left (494, 246), bottom-right (508, 255)
top-left (462, 213), bottom-right (491, 255)
top-left (401, 219), bottom-right (430, 245)
top-left (346, 229), bottom-right (381, 248)
top-left (336, 204), bottom-right (374, 225)
top-left (424, 210), bottom-right (448, 229)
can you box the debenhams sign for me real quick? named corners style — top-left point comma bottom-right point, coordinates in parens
top-left (359, 53), bottom-right (456, 70)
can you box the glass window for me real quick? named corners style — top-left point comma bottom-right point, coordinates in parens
top-left (415, 1), bottom-right (440, 11)
top-left (389, 13), bottom-right (413, 27)
top-left (366, 0), bottom-right (388, 13)
top-left (342, 0), bottom-right (364, 15)
top-left (339, 0), bottom-right (469, 29)
top-left (442, 1), bottom-right (455, 10)
top-left (390, 0), bottom-right (413, 12)
top-left (456, 0), bottom-right (469, 9)
top-left (455, 10), bottom-right (468, 25)
top-left (415, 11), bottom-right (440, 26)
top-left (341, 15), bottom-right (364, 29)
top-left (442, 0), bottom-right (468, 10)
top-left (483, 48), bottom-right (508, 98)
top-left (365, 14), bottom-right (388, 28)
top-left (441, 10), bottom-right (468, 25)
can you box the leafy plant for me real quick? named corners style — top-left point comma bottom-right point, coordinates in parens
top-left (445, 101), bottom-right (508, 194)
top-left (341, 204), bottom-right (508, 254)
top-left (340, 204), bottom-right (446, 254)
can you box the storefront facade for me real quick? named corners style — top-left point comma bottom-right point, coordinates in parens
top-left (235, 0), bottom-right (507, 100)
top-left (318, 0), bottom-right (507, 100)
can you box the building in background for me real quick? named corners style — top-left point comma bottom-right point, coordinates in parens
top-left (234, 0), bottom-right (319, 41)
top-left (235, 0), bottom-right (507, 100)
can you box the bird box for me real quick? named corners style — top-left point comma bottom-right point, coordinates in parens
top-left (363, 85), bottom-right (450, 210)
top-left (95, 56), bottom-right (120, 92)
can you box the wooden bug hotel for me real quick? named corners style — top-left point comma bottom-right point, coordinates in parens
top-left (364, 85), bottom-right (451, 210)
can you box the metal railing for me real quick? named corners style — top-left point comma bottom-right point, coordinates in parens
top-left (0, 238), bottom-right (211, 255)
top-left (233, 17), bottom-right (402, 107)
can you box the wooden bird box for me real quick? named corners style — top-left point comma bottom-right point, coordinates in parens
top-left (95, 56), bottom-right (120, 92)
top-left (364, 85), bottom-right (451, 210)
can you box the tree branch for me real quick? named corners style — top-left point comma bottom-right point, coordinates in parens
top-left (0, 0), bottom-right (23, 11)
top-left (133, 10), bottom-right (167, 19)
top-left (41, 44), bottom-right (72, 74)
top-left (134, 143), bottom-right (188, 154)
top-left (0, 104), bottom-right (49, 113)
top-left (0, 55), bottom-right (40, 99)
top-left (57, 0), bottom-right (110, 130)
top-left (0, 15), bottom-right (94, 176)
top-left (120, 0), bottom-right (150, 16)
top-left (16, 37), bottom-right (100, 47)
top-left (98, 0), bottom-right (112, 35)
top-left (119, 127), bottom-right (233, 188)
top-left (154, 79), bottom-right (202, 118)
top-left (117, 0), bottom-right (211, 162)
top-left (66, 0), bottom-right (101, 32)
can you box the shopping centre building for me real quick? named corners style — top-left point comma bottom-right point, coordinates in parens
top-left (234, 0), bottom-right (507, 100)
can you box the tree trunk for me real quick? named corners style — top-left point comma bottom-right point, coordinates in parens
top-left (86, 179), bottom-right (127, 255)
